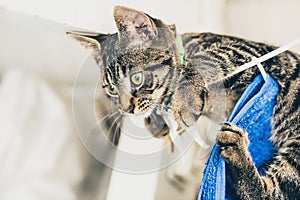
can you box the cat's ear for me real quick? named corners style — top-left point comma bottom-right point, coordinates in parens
top-left (168, 24), bottom-right (177, 38)
top-left (67, 31), bottom-right (109, 64)
top-left (113, 6), bottom-right (158, 47)
top-left (168, 24), bottom-right (176, 32)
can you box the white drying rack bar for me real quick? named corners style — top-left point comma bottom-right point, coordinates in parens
top-left (232, 37), bottom-right (300, 78)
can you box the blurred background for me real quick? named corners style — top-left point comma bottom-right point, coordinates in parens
top-left (0, 0), bottom-right (300, 199)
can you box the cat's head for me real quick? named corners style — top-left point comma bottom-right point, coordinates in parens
top-left (68, 6), bottom-right (182, 116)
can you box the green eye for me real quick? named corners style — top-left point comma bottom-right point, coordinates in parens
top-left (131, 72), bottom-right (143, 86)
top-left (106, 84), bottom-right (118, 96)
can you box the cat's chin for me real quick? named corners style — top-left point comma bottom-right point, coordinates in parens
top-left (135, 110), bottom-right (152, 118)
top-left (121, 108), bottom-right (153, 118)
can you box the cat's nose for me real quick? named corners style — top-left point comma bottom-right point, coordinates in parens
top-left (124, 104), bottom-right (135, 114)
top-left (120, 96), bottom-right (135, 114)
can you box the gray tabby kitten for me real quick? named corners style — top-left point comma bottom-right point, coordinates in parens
top-left (68, 6), bottom-right (300, 199)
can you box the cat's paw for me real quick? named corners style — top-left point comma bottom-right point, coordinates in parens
top-left (171, 87), bottom-right (205, 129)
top-left (216, 122), bottom-right (250, 167)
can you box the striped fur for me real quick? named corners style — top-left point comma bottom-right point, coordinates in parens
top-left (69, 6), bottom-right (299, 199)
top-left (183, 33), bottom-right (300, 199)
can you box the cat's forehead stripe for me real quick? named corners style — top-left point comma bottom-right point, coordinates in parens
top-left (121, 65), bottom-right (127, 76)
top-left (103, 68), bottom-right (115, 86)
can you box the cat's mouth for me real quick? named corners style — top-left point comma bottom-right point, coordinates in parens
top-left (120, 108), bottom-right (153, 118)
top-left (119, 96), bottom-right (156, 117)
top-left (119, 105), bottom-right (154, 118)
top-left (135, 108), bottom-right (154, 117)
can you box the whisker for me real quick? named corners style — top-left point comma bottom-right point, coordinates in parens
top-left (151, 113), bottom-right (159, 122)
top-left (96, 110), bottom-right (119, 124)
top-left (151, 101), bottom-right (170, 112)
top-left (152, 93), bottom-right (173, 102)
top-left (106, 114), bottom-right (121, 135)
top-left (112, 117), bottom-right (124, 144)
top-left (106, 114), bottom-right (123, 144)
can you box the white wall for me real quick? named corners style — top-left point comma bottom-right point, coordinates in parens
top-left (1, 0), bottom-right (300, 43)
top-left (0, 0), bottom-right (203, 33)
top-left (224, 0), bottom-right (300, 52)
top-left (0, 0), bottom-right (205, 85)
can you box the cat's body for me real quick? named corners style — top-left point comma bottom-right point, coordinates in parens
top-left (68, 6), bottom-right (300, 199)
top-left (182, 33), bottom-right (300, 199)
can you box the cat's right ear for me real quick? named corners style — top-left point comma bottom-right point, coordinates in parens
top-left (66, 31), bottom-right (109, 64)
top-left (113, 6), bottom-right (158, 47)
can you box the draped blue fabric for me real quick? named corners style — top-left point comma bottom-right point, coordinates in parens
top-left (198, 74), bottom-right (279, 200)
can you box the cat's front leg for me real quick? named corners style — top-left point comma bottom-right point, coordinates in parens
top-left (144, 113), bottom-right (174, 152)
top-left (144, 114), bottom-right (169, 138)
top-left (216, 122), bottom-right (266, 199)
top-left (171, 85), bottom-right (205, 131)
top-left (217, 122), bottom-right (250, 167)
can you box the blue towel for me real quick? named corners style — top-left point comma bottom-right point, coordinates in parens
top-left (198, 74), bottom-right (279, 200)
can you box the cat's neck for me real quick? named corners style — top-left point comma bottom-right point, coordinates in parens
top-left (181, 33), bottom-right (275, 89)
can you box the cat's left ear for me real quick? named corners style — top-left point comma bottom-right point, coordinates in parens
top-left (67, 31), bottom-right (109, 64)
top-left (113, 6), bottom-right (158, 47)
